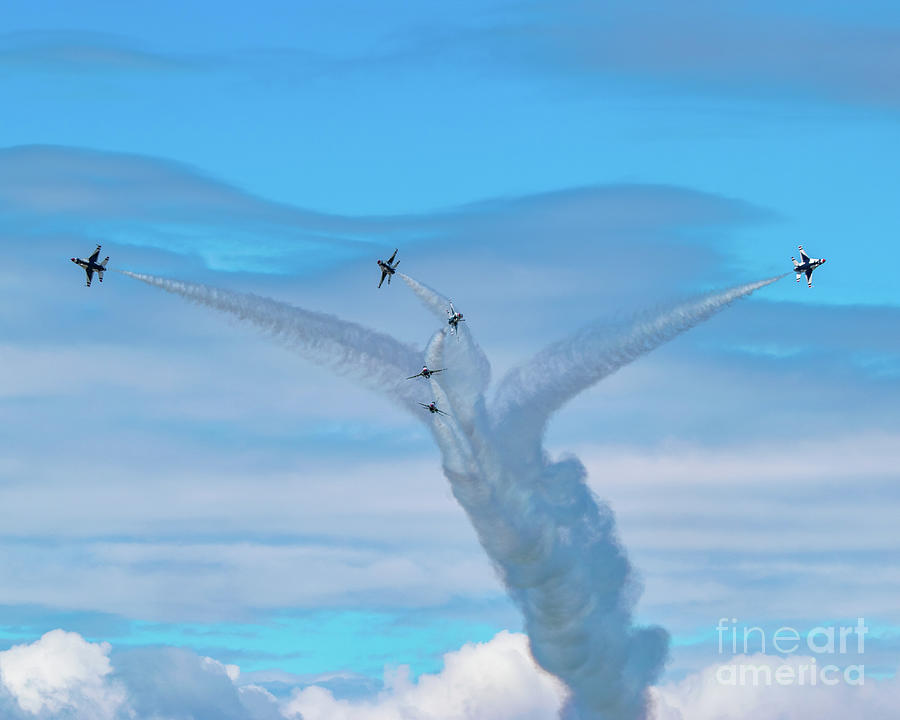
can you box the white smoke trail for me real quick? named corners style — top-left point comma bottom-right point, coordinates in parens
top-left (400, 272), bottom-right (491, 429)
top-left (118, 271), bottom-right (423, 412)
top-left (122, 269), bottom-right (785, 720)
top-left (398, 272), bottom-right (449, 320)
top-left (397, 272), bottom-right (787, 720)
top-left (492, 275), bottom-right (786, 447)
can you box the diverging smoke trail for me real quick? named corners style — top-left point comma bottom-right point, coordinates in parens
top-left (492, 274), bottom-right (786, 448)
top-left (118, 271), bottom-right (422, 412)
top-left (124, 268), bottom-right (784, 720)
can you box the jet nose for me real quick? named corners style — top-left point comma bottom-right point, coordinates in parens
top-left (70, 257), bottom-right (76, 262)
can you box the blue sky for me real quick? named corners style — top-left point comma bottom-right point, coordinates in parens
top-left (1, 1), bottom-right (899, 718)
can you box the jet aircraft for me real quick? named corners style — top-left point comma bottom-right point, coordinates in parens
top-left (407, 365), bottom-right (445, 380)
top-left (792, 246), bottom-right (826, 287)
top-left (419, 401), bottom-right (448, 416)
top-left (377, 249), bottom-right (399, 288)
top-left (71, 245), bottom-right (109, 287)
top-left (447, 301), bottom-right (464, 333)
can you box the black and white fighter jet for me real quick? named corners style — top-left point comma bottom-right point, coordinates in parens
top-left (71, 245), bottom-right (109, 287)
top-left (792, 246), bottom-right (826, 288)
top-left (377, 249), bottom-right (399, 288)
top-left (407, 365), bottom-right (445, 380)
top-left (447, 301), bottom-right (464, 333)
top-left (419, 401), bottom-right (448, 416)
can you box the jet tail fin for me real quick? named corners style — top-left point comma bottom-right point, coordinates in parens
top-left (791, 257), bottom-right (799, 268)
top-left (101, 257), bottom-right (110, 267)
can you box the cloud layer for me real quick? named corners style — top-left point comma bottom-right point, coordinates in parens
top-left (1, 629), bottom-right (897, 720)
top-left (1, 141), bottom-right (896, 696)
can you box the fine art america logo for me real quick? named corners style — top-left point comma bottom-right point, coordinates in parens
top-left (715, 618), bottom-right (867, 686)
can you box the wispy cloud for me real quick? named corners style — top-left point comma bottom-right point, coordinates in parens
top-left (0, 31), bottom-right (190, 72)
top-left (362, 0), bottom-right (900, 109)
top-left (0, 144), bottom-right (769, 278)
top-left (6, 5), bottom-right (900, 110)
top-left (513, 1), bottom-right (900, 105)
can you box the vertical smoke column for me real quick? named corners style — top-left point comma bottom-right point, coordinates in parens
top-left (411, 275), bottom-right (784, 720)
top-left (418, 325), bottom-right (660, 719)
top-left (122, 269), bottom-right (784, 719)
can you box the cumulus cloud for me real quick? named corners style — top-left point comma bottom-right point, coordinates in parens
top-left (282, 631), bottom-right (565, 720)
top-left (297, 646), bottom-right (900, 720)
top-left (0, 630), bottom-right (127, 719)
top-left (652, 653), bottom-right (900, 720)
top-left (1, 629), bottom-right (897, 720)
top-left (0, 631), bottom-right (281, 720)
top-left (0, 629), bottom-right (563, 720)
top-left (113, 646), bottom-right (276, 720)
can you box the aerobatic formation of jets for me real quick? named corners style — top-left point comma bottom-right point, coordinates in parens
top-left (792, 245), bottom-right (826, 288)
top-left (69, 243), bottom-right (828, 421)
top-left (70, 245), bottom-right (109, 287)
top-left (377, 248), bottom-right (399, 288)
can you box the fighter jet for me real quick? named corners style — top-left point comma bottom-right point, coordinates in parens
top-left (792, 246), bottom-right (827, 287)
top-left (377, 249), bottom-right (399, 288)
top-left (407, 365), bottom-right (445, 380)
top-left (419, 401), bottom-right (448, 416)
top-left (70, 245), bottom-right (109, 287)
top-left (447, 301), bottom-right (464, 334)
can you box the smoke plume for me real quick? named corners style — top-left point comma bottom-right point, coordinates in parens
top-left (119, 271), bottom-right (422, 413)
top-left (121, 268), bottom-right (783, 719)
top-left (492, 276), bottom-right (785, 449)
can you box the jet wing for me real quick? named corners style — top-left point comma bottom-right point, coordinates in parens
top-left (387, 249), bottom-right (398, 265)
top-left (407, 372), bottom-right (423, 379)
top-left (88, 245), bottom-right (101, 263)
top-left (378, 270), bottom-right (387, 288)
top-left (85, 267), bottom-right (94, 287)
top-left (798, 246), bottom-right (810, 263)
top-left (805, 268), bottom-right (813, 286)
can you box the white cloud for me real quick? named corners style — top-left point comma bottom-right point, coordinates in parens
top-left (651, 654), bottom-right (900, 720)
top-left (280, 637), bottom-right (900, 720)
top-left (282, 631), bottom-right (566, 720)
top-left (578, 432), bottom-right (900, 492)
top-left (1, 630), bottom-right (897, 720)
top-left (0, 630), bottom-right (127, 719)
top-left (0, 630), bottom-right (563, 720)
top-left (0, 539), bottom-right (497, 622)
